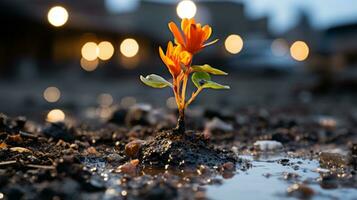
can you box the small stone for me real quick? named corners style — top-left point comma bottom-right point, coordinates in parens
top-left (86, 147), bottom-right (100, 156)
top-left (7, 134), bottom-right (23, 143)
top-left (108, 108), bottom-right (127, 125)
top-left (116, 159), bottom-right (139, 175)
top-left (70, 143), bottom-right (78, 150)
top-left (125, 104), bottom-right (152, 126)
top-left (287, 183), bottom-right (314, 199)
top-left (205, 117), bottom-right (233, 132)
top-left (42, 122), bottom-right (74, 142)
top-left (254, 140), bottom-right (283, 151)
top-left (0, 142), bottom-right (8, 149)
top-left (10, 147), bottom-right (32, 153)
top-left (222, 162), bottom-right (235, 171)
top-left (125, 140), bottom-right (145, 158)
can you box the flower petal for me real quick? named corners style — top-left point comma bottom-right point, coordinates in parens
top-left (168, 22), bottom-right (185, 46)
top-left (202, 25), bottom-right (212, 41)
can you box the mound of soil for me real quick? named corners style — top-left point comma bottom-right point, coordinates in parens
top-left (140, 130), bottom-right (237, 169)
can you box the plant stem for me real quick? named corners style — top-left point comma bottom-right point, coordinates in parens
top-left (185, 87), bottom-right (203, 108)
top-left (181, 72), bottom-right (188, 108)
top-left (174, 108), bottom-right (185, 134)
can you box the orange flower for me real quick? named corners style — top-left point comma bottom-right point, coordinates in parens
top-left (159, 41), bottom-right (192, 78)
top-left (168, 18), bottom-right (218, 54)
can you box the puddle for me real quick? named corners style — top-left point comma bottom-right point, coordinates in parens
top-left (81, 155), bottom-right (357, 200)
top-left (207, 155), bottom-right (357, 200)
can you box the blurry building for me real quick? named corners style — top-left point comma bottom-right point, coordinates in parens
top-left (0, 0), bottom-right (270, 78)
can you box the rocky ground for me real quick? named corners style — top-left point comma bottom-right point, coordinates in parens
top-left (0, 100), bottom-right (356, 199)
top-left (1, 73), bottom-right (357, 199)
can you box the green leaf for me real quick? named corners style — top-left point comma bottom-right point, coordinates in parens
top-left (140, 74), bottom-right (172, 88)
top-left (192, 72), bottom-right (211, 88)
top-left (191, 72), bottom-right (230, 90)
top-left (202, 81), bottom-right (230, 89)
top-left (191, 64), bottom-right (228, 75)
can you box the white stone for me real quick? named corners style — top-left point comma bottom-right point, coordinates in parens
top-left (254, 140), bottom-right (283, 151)
top-left (205, 117), bottom-right (233, 132)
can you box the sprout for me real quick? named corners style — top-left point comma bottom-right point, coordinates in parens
top-left (140, 18), bottom-right (229, 134)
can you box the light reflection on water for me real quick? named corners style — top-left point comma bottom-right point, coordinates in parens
top-left (206, 155), bottom-right (357, 200)
top-left (82, 155), bottom-right (357, 200)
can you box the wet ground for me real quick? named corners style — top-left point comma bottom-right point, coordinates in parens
top-left (1, 74), bottom-right (357, 199)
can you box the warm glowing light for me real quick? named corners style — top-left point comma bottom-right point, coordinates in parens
top-left (224, 34), bottom-right (243, 54)
top-left (166, 97), bottom-right (177, 109)
top-left (47, 6), bottom-right (68, 27)
top-left (80, 58), bottom-right (99, 71)
top-left (290, 41), bottom-right (309, 61)
top-left (120, 96), bottom-right (136, 108)
top-left (97, 93), bottom-right (113, 107)
top-left (177, 0), bottom-right (197, 19)
top-left (81, 42), bottom-right (99, 61)
top-left (271, 38), bottom-right (288, 56)
top-left (120, 38), bottom-right (139, 58)
top-left (46, 109), bottom-right (65, 122)
top-left (98, 41), bottom-right (114, 60)
top-left (43, 87), bottom-right (61, 103)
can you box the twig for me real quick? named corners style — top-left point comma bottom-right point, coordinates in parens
top-left (19, 131), bottom-right (38, 139)
top-left (26, 164), bottom-right (55, 170)
top-left (0, 160), bottom-right (17, 166)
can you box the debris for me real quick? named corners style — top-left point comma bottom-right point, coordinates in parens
top-left (10, 147), bottom-right (32, 153)
top-left (254, 140), bottom-right (283, 151)
top-left (287, 183), bottom-right (315, 199)
top-left (319, 152), bottom-right (348, 168)
top-left (205, 117), bottom-right (233, 132)
top-left (125, 140), bottom-right (145, 158)
top-left (116, 159), bottom-right (139, 175)
top-left (42, 122), bottom-right (75, 141)
top-left (0, 142), bottom-right (7, 149)
top-left (86, 147), bottom-right (101, 156)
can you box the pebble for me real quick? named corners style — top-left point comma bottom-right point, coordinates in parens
top-left (222, 162), bottom-right (235, 171)
top-left (116, 159), bottom-right (139, 175)
top-left (254, 140), bottom-right (283, 151)
top-left (86, 147), bottom-right (101, 156)
top-left (0, 142), bottom-right (7, 149)
top-left (205, 117), bottom-right (233, 132)
top-left (42, 122), bottom-right (74, 142)
top-left (287, 183), bottom-right (314, 199)
top-left (125, 140), bottom-right (145, 158)
top-left (10, 147), bottom-right (32, 153)
top-left (125, 104), bottom-right (152, 126)
top-left (7, 134), bottom-right (23, 143)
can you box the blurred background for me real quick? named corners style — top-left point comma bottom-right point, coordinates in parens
top-left (1, 0), bottom-right (357, 123)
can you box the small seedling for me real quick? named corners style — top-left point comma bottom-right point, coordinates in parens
top-left (140, 18), bottom-right (229, 134)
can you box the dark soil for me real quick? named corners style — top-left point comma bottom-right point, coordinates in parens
top-left (0, 101), bottom-right (357, 199)
top-left (140, 130), bottom-right (237, 169)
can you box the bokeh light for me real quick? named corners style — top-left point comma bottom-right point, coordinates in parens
top-left (97, 93), bottom-right (113, 107)
top-left (224, 34), bottom-right (244, 54)
top-left (81, 42), bottom-right (99, 61)
top-left (98, 41), bottom-right (114, 60)
top-left (290, 41), bottom-right (309, 61)
top-left (120, 38), bottom-right (139, 58)
top-left (80, 58), bottom-right (99, 71)
top-left (43, 86), bottom-right (61, 103)
top-left (120, 96), bottom-right (136, 108)
top-left (177, 0), bottom-right (197, 19)
top-left (166, 97), bottom-right (177, 109)
top-left (46, 109), bottom-right (65, 122)
top-left (47, 6), bottom-right (68, 27)
top-left (271, 38), bottom-right (288, 56)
